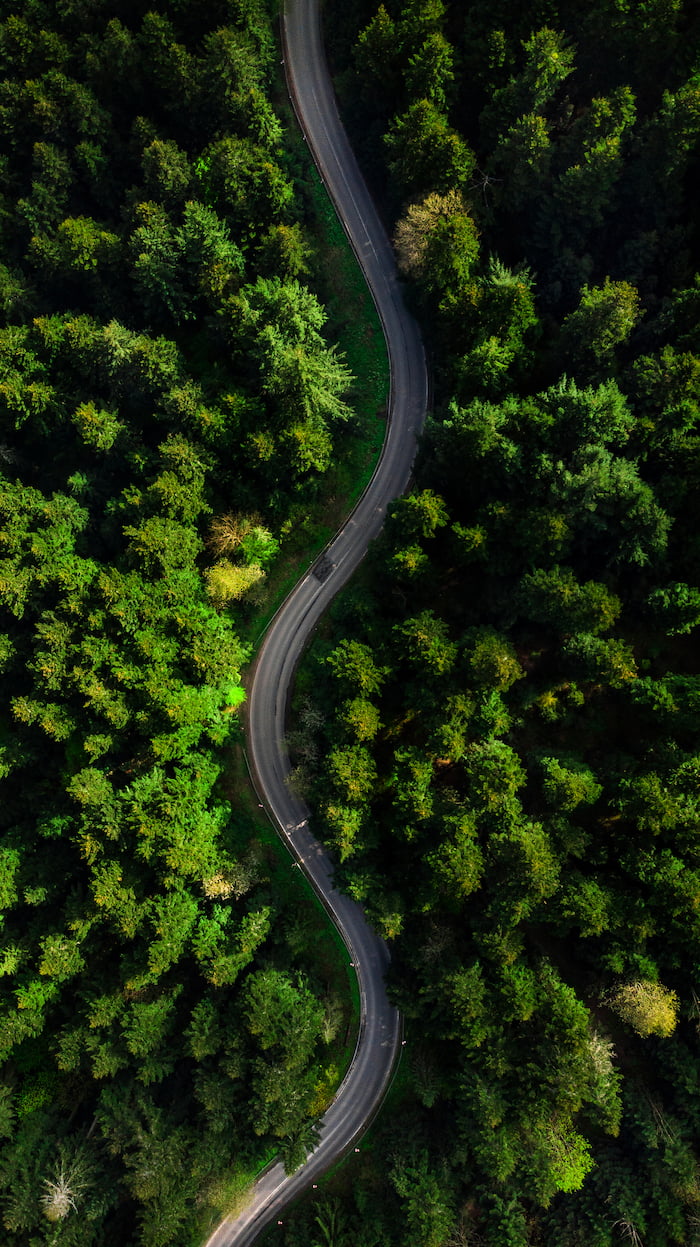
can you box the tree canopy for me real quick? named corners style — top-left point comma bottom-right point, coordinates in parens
top-left (274, 1), bottom-right (700, 1245)
top-left (0, 1), bottom-right (360, 1243)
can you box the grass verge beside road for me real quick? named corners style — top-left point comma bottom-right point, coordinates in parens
top-left (239, 158), bottom-right (389, 648)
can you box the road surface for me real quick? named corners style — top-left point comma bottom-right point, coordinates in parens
top-left (204, 0), bottom-right (428, 1242)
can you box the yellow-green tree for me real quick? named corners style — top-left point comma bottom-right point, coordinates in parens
top-left (608, 980), bottom-right (679, 1038)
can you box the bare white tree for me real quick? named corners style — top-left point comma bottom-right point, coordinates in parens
top-left (41, 1146), bottom-right (90, 1222)
top-left (611, 1219), bottom-right (644, 1247)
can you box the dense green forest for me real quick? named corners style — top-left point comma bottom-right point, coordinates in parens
top-left (267, 1), bottom-right (700, 1246)
top-left (4, 0), bottom-right (700, 1245)
top-left (0, 0), bottom-right (379, 1243)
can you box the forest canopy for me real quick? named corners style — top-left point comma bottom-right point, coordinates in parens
top-left (269, 1), bottom-right (700, 1246)
top-left (3, 0), bottom-right (700, 1244)
top-left (0, 1), bottom-right (362, 1244)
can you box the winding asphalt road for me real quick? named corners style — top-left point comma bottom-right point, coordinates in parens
top-left (204, 1), bottom-right (428, 1243)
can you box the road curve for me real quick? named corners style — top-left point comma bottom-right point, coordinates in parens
top-left (204, 1), bottom-right (428, 1244)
